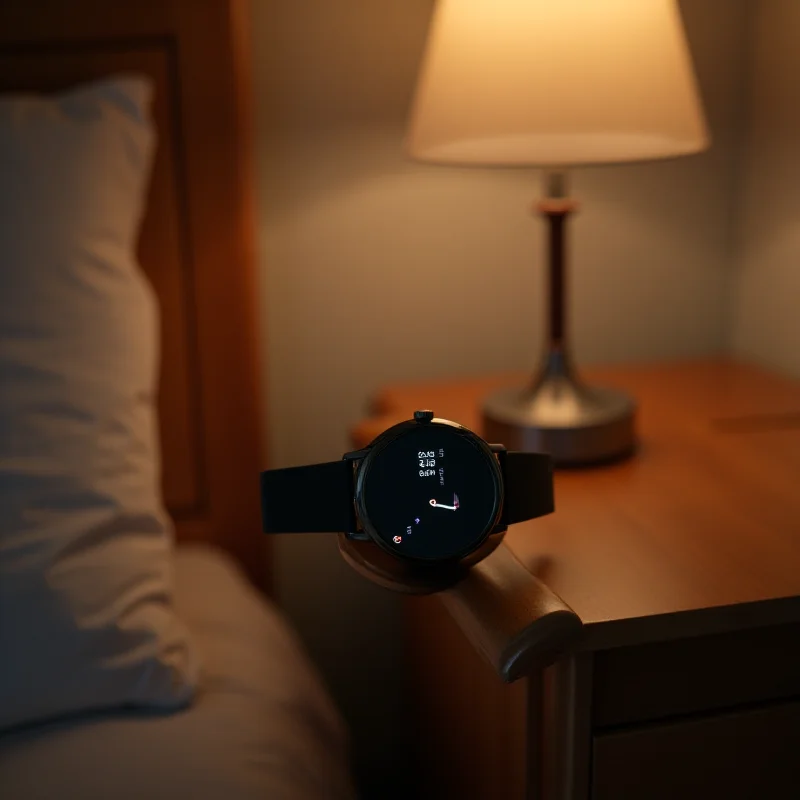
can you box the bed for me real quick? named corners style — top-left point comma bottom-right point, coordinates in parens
top-left (0, 2), bottom-right (354, 797)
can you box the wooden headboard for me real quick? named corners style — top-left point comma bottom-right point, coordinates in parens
top-left (0, 1), bottom-right (270, 592)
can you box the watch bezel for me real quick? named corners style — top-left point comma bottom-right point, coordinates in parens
top-left (354, 417), bottom-right (504, 563)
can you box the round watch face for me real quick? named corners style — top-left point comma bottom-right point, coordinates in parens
top-left (358, 420), bottom-right (502, 562)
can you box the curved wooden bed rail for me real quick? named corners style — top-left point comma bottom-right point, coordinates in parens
top-left (441, 544), bottom-right (583, 682)
top-left (339, 534), bottom-right (583, 682)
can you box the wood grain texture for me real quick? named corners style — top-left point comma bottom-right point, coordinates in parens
top-left (406, 595), bottom-right (529, 800)
top-left (0, 0), bottom-right (269, 591)
top-left (352, 360), bottom-right (800, 652)
top-left (539, 654), bottom-right (594, 800)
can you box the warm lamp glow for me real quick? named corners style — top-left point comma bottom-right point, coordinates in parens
top-left (407, 0), bottom-right (710, 166)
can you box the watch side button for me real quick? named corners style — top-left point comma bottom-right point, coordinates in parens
top-left (414, 409), bottom-right (434, 423)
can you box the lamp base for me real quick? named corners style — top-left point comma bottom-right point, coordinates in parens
top-left (481, 359), bottom-right (637, 466)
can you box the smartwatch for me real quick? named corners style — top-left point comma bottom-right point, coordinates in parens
top-left (260, 410), bottom-right (554, 569)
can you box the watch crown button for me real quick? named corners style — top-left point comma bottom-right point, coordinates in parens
top-left (414, 409), bottom-right (434, 423)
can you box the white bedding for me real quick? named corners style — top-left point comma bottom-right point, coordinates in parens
top-left (0, 545), bottom-right (355, 800)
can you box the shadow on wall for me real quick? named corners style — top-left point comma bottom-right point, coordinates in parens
top-left (261, 124), bottom-right (730, 401)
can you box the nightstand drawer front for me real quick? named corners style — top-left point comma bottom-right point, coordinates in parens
top-left (592, 701), bottom-right (800, 800)
top-left (592, 622), bottom-right (800, 728)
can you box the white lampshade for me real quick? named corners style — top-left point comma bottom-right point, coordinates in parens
top-left (407, 0), bottom-right (710, 166)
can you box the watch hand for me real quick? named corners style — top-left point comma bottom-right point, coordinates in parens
top-left (429, 497), bottom-right (459, 511)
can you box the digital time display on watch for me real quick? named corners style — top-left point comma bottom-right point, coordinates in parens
top-left (360, 422), bottom-right (501, 561)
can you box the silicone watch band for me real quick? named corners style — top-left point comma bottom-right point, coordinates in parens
top-left (500, 451), bottom-right (555, 525)
top-left (261, 460), bottom-right (357, 533)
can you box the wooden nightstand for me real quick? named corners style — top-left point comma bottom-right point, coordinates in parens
top-left (351, 361), bottom-right (800, 800)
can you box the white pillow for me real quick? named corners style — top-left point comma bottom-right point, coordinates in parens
top-left (0, 76), bottom-right (198, 732)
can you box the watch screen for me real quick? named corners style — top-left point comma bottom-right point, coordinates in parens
top-left (362, 423), bottom-right (500, 561)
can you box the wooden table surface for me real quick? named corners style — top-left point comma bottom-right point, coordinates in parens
top-left (351, 360), bottom-right (800, 650)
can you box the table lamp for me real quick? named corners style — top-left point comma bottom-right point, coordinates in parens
top-left (406, 0), bottom-right (709, 465)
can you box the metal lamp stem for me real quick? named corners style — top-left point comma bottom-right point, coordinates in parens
top-left (547, 193), bottom-right (566, 349)
top-left (535, 170), bottom-right (580, 391)
top-left (480, 171), bottom-right (637, 465)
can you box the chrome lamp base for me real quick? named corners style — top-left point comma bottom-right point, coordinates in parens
top-left (482, 352), bottom-right (637, 466)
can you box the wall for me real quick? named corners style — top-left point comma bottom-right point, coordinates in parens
top-left (729, 0), bottom-right (800, 377)
top-left (250, 0), bottom-right (750, 787)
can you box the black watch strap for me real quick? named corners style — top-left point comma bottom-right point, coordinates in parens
top-left (261, 460), bottom-right (356, 533)
top-left (500, 451), bottom-right (555, 525)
